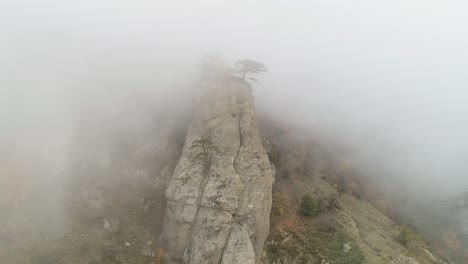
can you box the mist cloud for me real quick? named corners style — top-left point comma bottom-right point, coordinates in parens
top-left (1, 0), bottom-right (468, 203)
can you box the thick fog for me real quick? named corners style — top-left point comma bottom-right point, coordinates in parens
top-left (2, 0), bottom-right (468, 223)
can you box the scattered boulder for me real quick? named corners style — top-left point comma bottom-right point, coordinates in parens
top-left (392, 256), bottom-right (420, 264)
top-left (342, 242), bottom-right (352, 253)
top-left (102, 217), bottom-right (119, 232)
top-left (422, 248), bottom-right (436, 262)
top-left (142, 247), bottom-right (156, 257)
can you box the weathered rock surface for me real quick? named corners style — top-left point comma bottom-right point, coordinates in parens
top-left (392, 256), bottom-right (420, 264)
top-left (161, 75), bottom-right (274, 263)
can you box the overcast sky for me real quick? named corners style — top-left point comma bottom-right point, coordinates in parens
top-left (1, 0), bottom-right (468, 197)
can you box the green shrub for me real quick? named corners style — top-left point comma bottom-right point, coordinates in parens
top-left (303, 227), bottom-right (365, 264)
top-left (337, 175), bottom-right (348, 195)
top-left (301, 193), bottom-right (318, 216)
top-left (352, 189), bottom-right (366, 200)
top-left (272, 191), bottom-right (289, 216)
top-left (399, 226), bottom-right (419, 246)
top-left (266, 242), bottom-right (301, 263)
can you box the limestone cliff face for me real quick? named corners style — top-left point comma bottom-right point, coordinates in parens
top-left (161, 75), bottom-right (274, 264)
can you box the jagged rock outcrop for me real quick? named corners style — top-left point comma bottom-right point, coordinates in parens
top-left (160, 75), bottom-right (274, 264)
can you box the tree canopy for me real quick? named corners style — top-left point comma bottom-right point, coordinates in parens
top-left (233, 59), bottom-right (267, 81)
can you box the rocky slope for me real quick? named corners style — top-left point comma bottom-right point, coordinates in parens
top-left (260, 127), bottom-right (451, 264)
top-left (161, 75), bottom-right (274, 263)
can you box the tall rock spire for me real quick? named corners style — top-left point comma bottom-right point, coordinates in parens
top-left (160, 74), bottom-right (274, 263)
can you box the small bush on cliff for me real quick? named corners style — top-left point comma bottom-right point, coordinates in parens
top-left (232, 59), bottom-right (267, 81)
top-left (399, 226), bottom-right (420, 246)
top-left (301, 193), bottom-right (318, 216)
top-left (272, 191), bottom-right (289, 216)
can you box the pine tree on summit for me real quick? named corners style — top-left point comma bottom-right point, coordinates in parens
top-left (233, 59), bottom-right (267, 81)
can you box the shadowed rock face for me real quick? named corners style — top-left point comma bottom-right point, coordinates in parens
top-left (161, 75), bottom-right (274, 264)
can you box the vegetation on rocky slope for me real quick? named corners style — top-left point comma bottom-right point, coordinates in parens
top-left (261, 121), bottom-right (452, 264)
